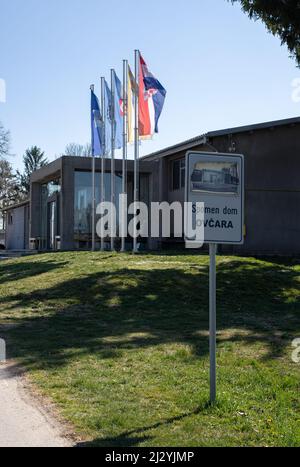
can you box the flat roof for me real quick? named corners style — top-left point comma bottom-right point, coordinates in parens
top-left (1, 199), bottom-right (30, 212)
top-left (206, 116), bottom-right (300, 137)
top-left (142, 116), bottom-right (300, 161)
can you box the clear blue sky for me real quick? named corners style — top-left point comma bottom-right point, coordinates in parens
top-left (0, 0), bottom-right (299, 171)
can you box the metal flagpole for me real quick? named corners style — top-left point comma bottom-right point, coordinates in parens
top-left (92, 155), bottom-right (96, 252)
top-left (110, 69), bottom-right (116, 252)
top-left (133, 49), bottom-right (140, 254)
top-left (100, 77), bottom-right (106, 252)
top-left (121, 60), bottom-right (128, 253)
top-left (209, 243), bottom-right (217, 404)
top-left (90, 84), bottom-right (96, 252)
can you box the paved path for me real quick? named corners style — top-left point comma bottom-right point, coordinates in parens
top-left (0, 363), bottom-right (72, 447)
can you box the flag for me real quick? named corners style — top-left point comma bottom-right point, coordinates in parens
top-left (112, 71), bottom-right (123, 150)
top-left (91, 88), bottom-right (103, 156)
top-left (127, 65), bottom-right (137, 144)
top-left (139, 54), bottom-right (166, 138)
top-left (104, 80), bottom-right (112, 155)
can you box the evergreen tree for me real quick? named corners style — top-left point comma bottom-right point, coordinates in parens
top-left (231, 1), bottom-right (300, 66)
top-left (17, 146), bottom-right (48, 194)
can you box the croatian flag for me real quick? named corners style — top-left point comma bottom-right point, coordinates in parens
top-left (139, 54), bottom-right (166, 138)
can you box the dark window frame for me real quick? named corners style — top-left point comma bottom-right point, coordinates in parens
top-left (172, 159), bottom-right (186, 191)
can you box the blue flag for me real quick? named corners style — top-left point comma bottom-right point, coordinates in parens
top-left (112, 71), bottom-right (123, 150)
top-left (104, 80), bottom-right (112, 155)
top-left (91, 88), bottom-right (103, 156)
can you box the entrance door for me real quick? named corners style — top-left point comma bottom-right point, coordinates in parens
top-left (48, 201), bottom-right (56, 250)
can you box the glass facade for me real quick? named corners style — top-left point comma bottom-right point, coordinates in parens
top-left (74, 171), bottom-right (123, 249)
top-left (74, 170), bottom-right (149, 249)
top-left (39, 179), bottom-right (61, 250)
top-left (35, 170), bottom-right (150, 251)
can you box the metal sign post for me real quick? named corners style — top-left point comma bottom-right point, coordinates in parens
top-left (186, 151), bottom-right (245, 404)
top-left (209, 243), bottom-right (217, 404)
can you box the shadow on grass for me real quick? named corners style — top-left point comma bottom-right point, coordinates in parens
top-left (0, 257), bottom-right (299, 372)
top-left (254, 256), bottom-right (300, 268)
top-left (0, 259), bottom-right (69, 285)
top-left (76, 402), bottom-right (211, 447)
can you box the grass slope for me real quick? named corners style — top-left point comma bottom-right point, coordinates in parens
top-left (0, 252), bottom-right (299, 447)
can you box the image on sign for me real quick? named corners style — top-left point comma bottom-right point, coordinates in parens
top-left (191, 161), bottom-right (240, 195)
top-left (186, 152), bottom-right (244, 245)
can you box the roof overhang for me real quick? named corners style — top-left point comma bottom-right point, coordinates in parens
top-left (141, 136), bottom-right (207, 161)
top-left (141, 116), bottom-right (300, 161)
top-left (1, 199), bottom-right (30, 212)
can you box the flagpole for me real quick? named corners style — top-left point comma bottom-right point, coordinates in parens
top-left (101, 77), bottom-right (106, 252)
top-left (90, 84), bottom-right (96, 253)
top-left (110, 69), bottom-right (116, 252)
top-left (121, 59), bottom-right (128, 253)
top-left (133, 49), bottom-right (140, 254)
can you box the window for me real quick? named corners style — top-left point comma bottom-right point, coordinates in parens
top-left (74, 171), bottom-right (123, 248)
top-left (172, 159), bottom-right (186, 191)
top-left (39, 179), bottom-right (61, 250)
top-left (47, 180), bottom-right (61, 197)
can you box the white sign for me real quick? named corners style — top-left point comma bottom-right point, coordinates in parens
top-left (186, 152), bottom-right (244, 245)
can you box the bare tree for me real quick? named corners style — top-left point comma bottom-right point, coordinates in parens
top-left (64, 143), bottom-right (92, 157)
top-left (0, 122), bottom-right (10, 159)
top-left (0, 159), bottom-right (20, 208)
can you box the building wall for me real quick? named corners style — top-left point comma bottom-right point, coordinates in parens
top-left (24, 204), bottom-right (30, 249)
top-left (144, 124), bottom-right (300, 255)
top-left (209, 125), bottom-right (300, 255)
top-left (5, 205), bottom-right (29, 250)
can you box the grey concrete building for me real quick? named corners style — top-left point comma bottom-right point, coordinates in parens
top-left (142, 116), bottom-right (300, 256)
top-left (29, 156), bottom-right (157, 251)
top-left (3, 116), bottom-right (300, 255)
top-left (3, 200), bottom-right (30, 250)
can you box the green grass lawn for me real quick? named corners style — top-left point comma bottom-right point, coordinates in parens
top-left (0, 252), bottom-right (299, 447)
